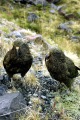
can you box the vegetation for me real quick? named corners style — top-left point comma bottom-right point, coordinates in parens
top-left (0, 0), bottom-right (80, 56)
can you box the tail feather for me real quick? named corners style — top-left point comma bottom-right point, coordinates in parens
top-left (76, 66), bottom-right (80, 70)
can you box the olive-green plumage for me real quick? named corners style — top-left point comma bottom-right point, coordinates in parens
top-left (45, 47), bottom-right (80, 89)
top-left (3, 40), bottom-right (33, 78)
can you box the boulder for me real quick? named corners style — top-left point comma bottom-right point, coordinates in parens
top-left (0, 85), bottom-right (7, 96)
top-left (35, 0), bottom-right (48, 6)
top-left (50, 9), bottom-right (56, 14)
top-left (58, 23), bottom-right (72, 33)
top-left (0, 74), bottom-right (11, 89)
top-left (47, 0), bottom-right (61, 4)
top-left (0, 92), bottom-right (26, 120)
top-left (9, 31), bottom-right (22, 38)
top-left (27, 13), bottom-right (39, 22)
top-left (71, 36), bottom-right (80, 43)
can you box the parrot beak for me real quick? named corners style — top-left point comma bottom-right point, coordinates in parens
top-left (45, 54), bottom-right (50, 61)
top-left (16, 47), bottom-right (19, 56)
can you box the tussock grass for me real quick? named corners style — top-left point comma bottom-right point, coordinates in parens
top-left (25, 72), bottom-right (40, 87)
top-left (20, 110), bottom-right (41, 120)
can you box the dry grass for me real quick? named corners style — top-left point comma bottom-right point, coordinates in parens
top-left (25, 72), bottom-right (40, 87)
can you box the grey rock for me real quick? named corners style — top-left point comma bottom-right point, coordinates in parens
top-left (41, 95), bottom-right (47, 100)
top-left (26, 0), bottom-right (48, 6)
top-left (27, 13), bottom-right (39, 22)
top-left (52, 0), bottom-right (61, 4)
top-left (52, 113), bottom-right (60, 120)
top-left (0, 75), bottom-right (3, 82)
top-left (0, 44), bottom-right (3, 57)
top-left (58, 23), bottom-right (72, 33)
top-left (0, 68), bottom-right (6, 76)
top-left (71, 36), bottom-right (80, 43)
top-left (0, 30), bottom-right (2, 36)
top-left (0, 85), bottom-right (7, 96)
top-left (35, 0), bottom-right (48, 6)
top-left (0, 74), bottom-right (11, 89)
top-left (0, 92), bottom-right (26, 120)
top-left (33, 93), bottom-right (38, 97)
top-left (51, 3), bottom-right (58, 10)
top-left (47, 92), bottom-right (55, 98)
top-left (47, 0), bottom-right (61, 4)
top-left (9, 31), bottom-right (22, 38)
top-left (50, 9), bottom-right (56, 14)
top-left (57, 5), bottom-right (65, 11)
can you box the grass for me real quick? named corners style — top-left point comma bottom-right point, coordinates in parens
top-left (25, 72), bottom-right (40, 87)
top-left (20, 110), bottom-right (41, 120)
top-left (0, 1), bottom-right (80, 57)
top-left (50, 88), bottom-right (80, 120)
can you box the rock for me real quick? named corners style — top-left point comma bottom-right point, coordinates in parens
top-left (44, 78), bottom-right (59, 91)
top-left (14, 0), bottom-right (27, 4)
top-left (47, 92), bottom-right (55, 98)
top-left (50, 9), bottom-right (56, 14)
top-left (3, 74), bottom-right (11, 83)
top-left (0, 85), bottom-right (7, 96)
top-left (34, 35), bottom-right (52, 50)
top-left (12, 75), bottom-right (37, 104)
top-left (51, 3), bottom-right (58, 10)
top-left (65, 13), bottom-right (77, 20)
top-left (41, 95), bottom-right (47, 100)
top-left (35, 0), bottom-right (48, 6)
top-left (33, 93), bottom-right (38, 97)
top-left (0, 30), bottom-right (2, 36)
top-left (14, 0), bottom-right (48, 6)
top-left (52, 113), bottom-right (61, 120)
top-left (0, 92), bottom-right (26, 120)
top-left (58, 7), bottom-right (77, 20)
top-left (14, 0), bottom-right (21, 2)
top-left (9, 31), bottom-right (22, 38)
top-left (27, 13), bottom-right (39, 22)
top-left (20, 0), bottom-right (27, 4)
top-left (53, 0), bottom-right (61, 4)
top-left (71, 36), bottom-right (80, 43)
top-left (0, 44), bottom-right (3, 57)
top-left (0, 75), bottom-right (3, 83)
top-left (47, 0), bottom-right (61, 4)
top-left (0, 74), bottom-right (11, 89)
top-left (57, 5), bottom-right (65, 11)
top-left (28, 0), bottom-right (48, 6)
top-left (58, 23), bottom-right (72, 33)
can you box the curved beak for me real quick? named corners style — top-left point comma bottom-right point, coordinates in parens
top-left (45, 54), bottom-right (50, 61)
top-left (16, 47), bottom-right (19, 56)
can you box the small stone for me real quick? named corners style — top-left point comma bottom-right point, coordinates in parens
top-left (51, 3), bottom-right (58, 10)
top-left (58, 23), bottom-right (72, 33)
top-left (0, 85), bottom-right (7, 96)
top-left (71, 36), bottom-right (80, 43)
top-left (33, 93), bottom-right (38, 97)
top-left (9, 31), bottom-right (22, 38)
top-left (47, 92), bottom-right (55, 98)
top-left (0, 75), bottom-right (3, 81)
top-left (50, 9), bottom-right (56, 14)
top-left (27, 13), bottom-right (39, 22)
top-left (41, 95), bottom-right (47, 100)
